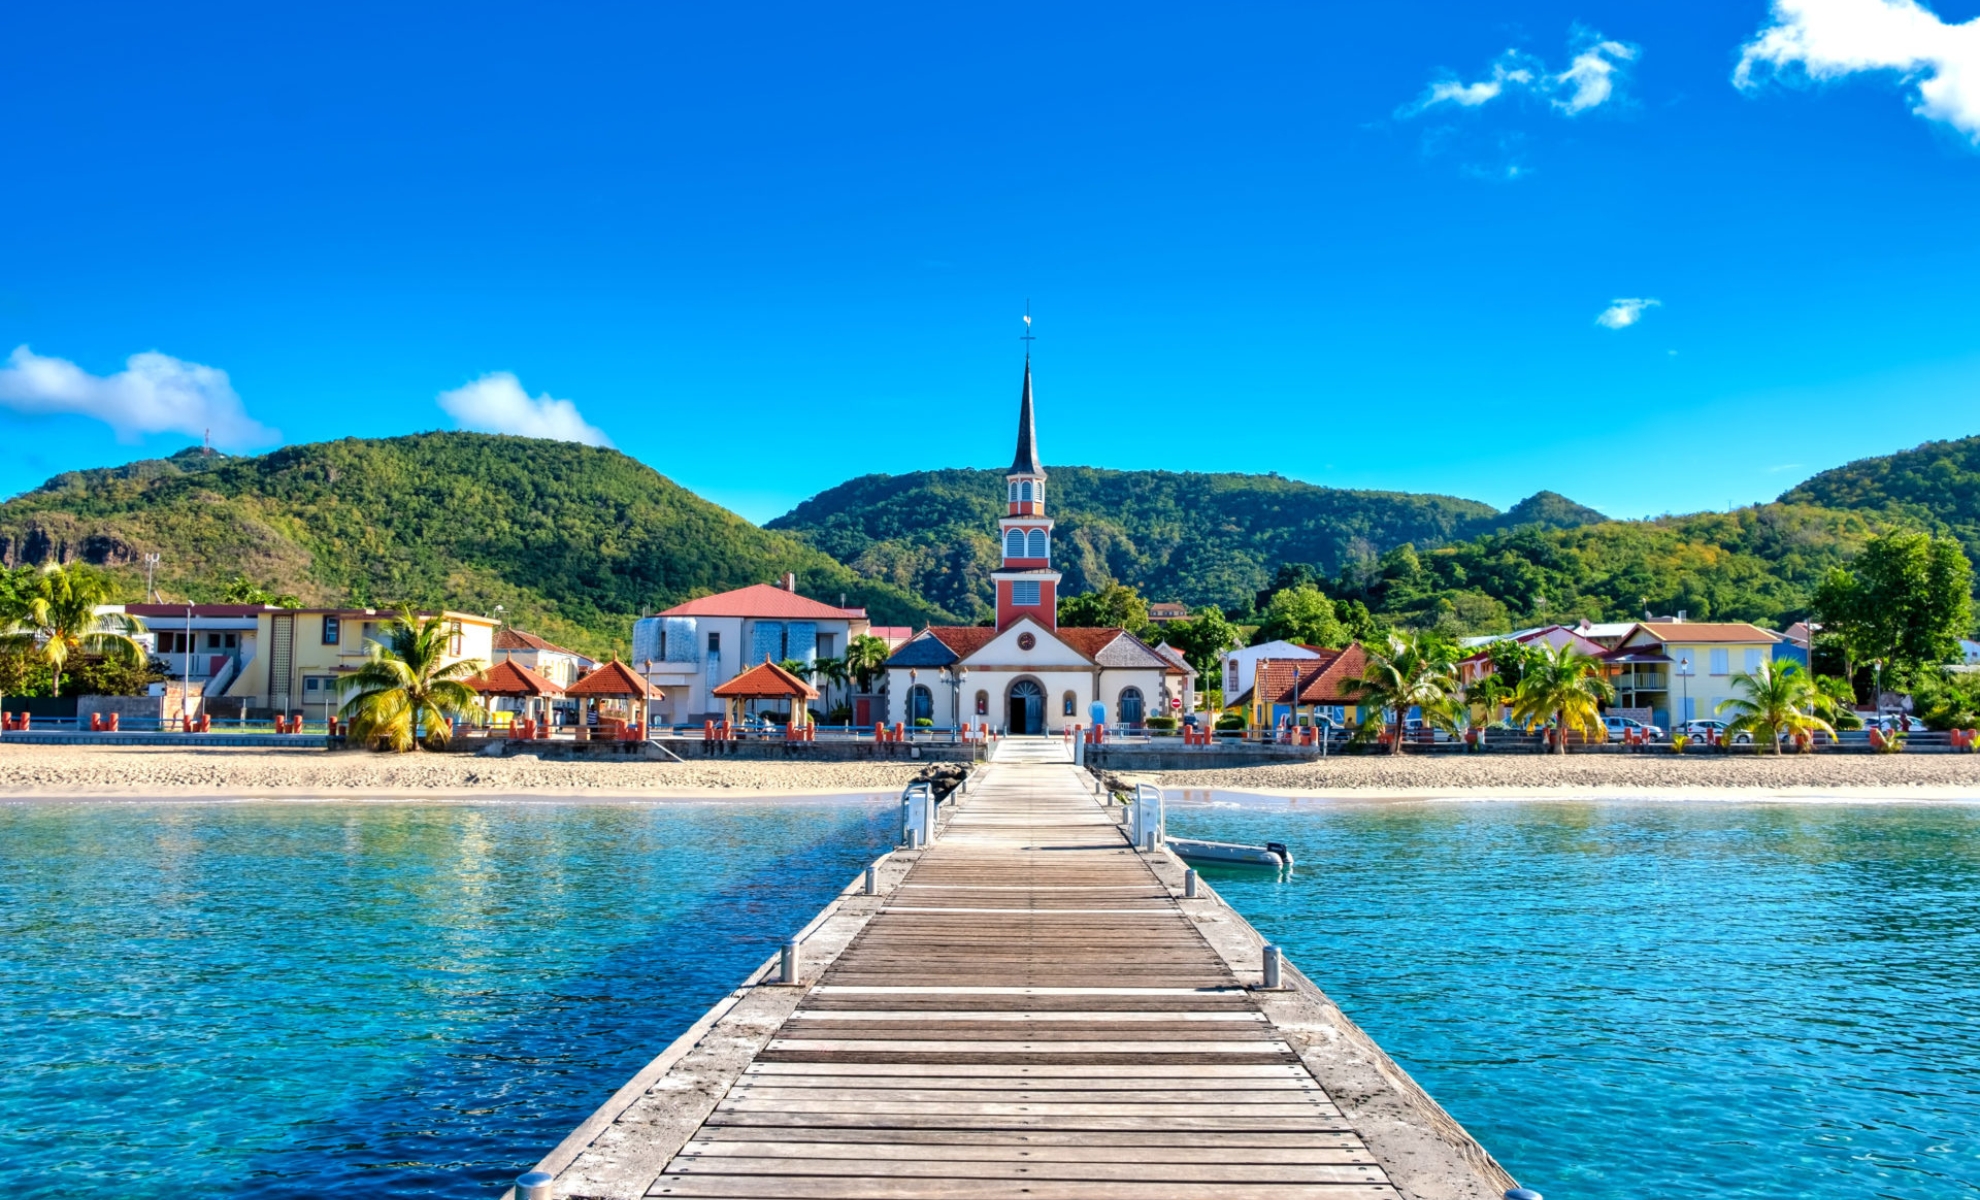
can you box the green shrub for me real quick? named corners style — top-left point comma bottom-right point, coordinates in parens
top-left (913, 717), bottom-right (934, 727)
top-left (1215, 712), bottom-right (1247, 731)
top-left (1143, 716), bottom-right (1177, 733)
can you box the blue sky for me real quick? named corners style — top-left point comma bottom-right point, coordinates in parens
top-left (4, 0), bottom-right (1980, 524)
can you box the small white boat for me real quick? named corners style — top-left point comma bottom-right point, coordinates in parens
top-left (1167, 837), bottom-right (1293, 868)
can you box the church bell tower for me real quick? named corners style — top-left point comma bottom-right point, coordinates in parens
top-left (992, 353), bottom-right (1061, 631)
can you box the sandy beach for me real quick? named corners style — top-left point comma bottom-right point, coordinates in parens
top-left (1142, 752), bottom-right (1980, 800)
top-left (0, 744), bottom-right (928, 800)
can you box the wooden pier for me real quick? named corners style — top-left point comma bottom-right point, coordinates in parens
top-left (526, 739), bottom-right (1519, 1200)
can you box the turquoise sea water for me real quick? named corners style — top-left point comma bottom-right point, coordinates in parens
top-left (1167, 793), bottom-right (1980, 1200)
top-left (0, 797), bottom-right (896, 1199)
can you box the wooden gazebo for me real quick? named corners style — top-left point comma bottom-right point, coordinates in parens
top-left (466, 659), bottom-right (565, 729)
top-left (565, 659), bottom-right (665, 739)
top-left (712, 658), bottom-right (820, 728)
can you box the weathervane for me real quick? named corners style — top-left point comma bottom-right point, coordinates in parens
top-left (1020, 302), bottom-right (1035, 350)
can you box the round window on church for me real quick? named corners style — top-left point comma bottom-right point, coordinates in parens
top-left (1017, 632), bottom-right (1036, 650)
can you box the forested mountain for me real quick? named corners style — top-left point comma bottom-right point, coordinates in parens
top-left (767, 467), bottom-right (1606, 621)
top-left (1326, 503), bottom-right (1888, 634)
top-left (0, 434), bottom-right (944, 655)
top-left (4, 429), bottom-right (1973, 655)
top-left (1781, 434), bottom-right (1980, 569)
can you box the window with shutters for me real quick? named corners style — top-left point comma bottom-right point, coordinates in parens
top-left (1012, 581), bottom-right (1041, 607)
top-left (1026, 529), bottom-right (1048, 559)
top-left (1709, 649), bottom-right (1730, 675)
top-left (322, 617), bottom-right (340, 645)
top-left (1744, 649), bottom-right (1765, 673)
top-left (1005, 529), bottom-right (1025, 558)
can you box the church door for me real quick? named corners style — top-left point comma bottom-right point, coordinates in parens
top-left (1008, 680), bottom-right (1045, 734)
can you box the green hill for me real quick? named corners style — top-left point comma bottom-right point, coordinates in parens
top-left (0, 433), bottom-right (946, 656)
top-left (1781, 434), bottom-right (1980, 568)
top-left (766, 466), bottom-right (1607, 621)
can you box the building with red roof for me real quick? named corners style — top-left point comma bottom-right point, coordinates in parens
top-left (879, 352), bottom-right (1182, 733)
top-left (630, 573), bottom-right (877, 725)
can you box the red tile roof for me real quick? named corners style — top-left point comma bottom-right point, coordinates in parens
top-left (711, 658), bottom-right (820, 700)
top-left (660, 584), bottom-right (865, 620)
top-left (467, 659), bottom-right (565, 697)
top-left (494, 628), bottom-right (583, 657)
top-left (927, 627), bottom-right (1000, 657)
top-left (1055, 628), bottom-right (1126, 660)
top-left (566, 659), bottom-right (665, 698)
top-left (1296, 644), bottom-right (1371, 705)
top-left (1248, 646), bottom-right (1372, 707)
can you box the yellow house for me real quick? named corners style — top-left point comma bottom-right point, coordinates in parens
top-left (227, 607), bottom-right (498, 719)
top-left (1607, 621), bottom-right (1785, 729)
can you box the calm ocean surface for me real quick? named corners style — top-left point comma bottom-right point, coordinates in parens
top-left (1167, 793), bottom-right (1980, 1200)
top-left (0, 797), bottom-right (897, 1199)
top-left (5, 795), bottom-right (1977, 1199)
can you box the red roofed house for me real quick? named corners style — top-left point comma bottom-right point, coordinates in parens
top-left (632, 578), bottom-right (876, 725)
top-left (881, 353), bottom-right (1178, 733)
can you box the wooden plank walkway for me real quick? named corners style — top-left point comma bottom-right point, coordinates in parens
top-left (642, 749), bottom-right (1404, 1200)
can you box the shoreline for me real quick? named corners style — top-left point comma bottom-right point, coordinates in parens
top-left (1163, 783), bottom-right (1980, 804)
top-left (0, 744), bottom-right (931, 801)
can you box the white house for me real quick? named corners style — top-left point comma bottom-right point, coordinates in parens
top-left (633, 577), bottom-right (874, 724)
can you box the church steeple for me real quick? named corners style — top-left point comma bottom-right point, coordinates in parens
top-left (1008, 355), bottom-right (1044, 476)
top-left (993, 343), bottom-right (1059, 632)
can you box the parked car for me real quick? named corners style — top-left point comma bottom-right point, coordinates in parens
top-left (1603, 715), bottom-right (1664, 740)
top-left (1677, 718), bottom-right (1753, 745)
top-left (1858, 713), bottom-right (1924, 733)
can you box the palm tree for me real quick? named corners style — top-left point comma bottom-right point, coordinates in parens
top-left (1510, 643), bottom-right (1615, 755)
top-left (339, 609), bottom-right (486, 751)
top-left (1716, 660), bottom-right (1835, 754)
top-left (1354, 632), bottom-right (1458, 755)
top-left (1811, 674), bottom-right (1863, 732)
top-left (0, 563), bottom-right (145, 697)
top-left (845, 634), bottom-right (892, 692)
top-left (1464, 670), bottom-right (1515, 727)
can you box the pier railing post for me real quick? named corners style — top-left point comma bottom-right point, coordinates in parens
top-left (781, 939), bottom-right (799, 984)
top-left (1184, 868), bottom-right (1198, 899)
top-left (516, 1169), bottom-right (553, 1200)
top-left (864, 865), bottom-right (878, 895)
top-left (1261, 943), bottom-right (1281, 989)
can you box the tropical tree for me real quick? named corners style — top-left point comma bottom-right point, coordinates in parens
top-left (1058, 583), bottom-right (1151, 633)
top-left (1813, 531), bottom-right (1974, 682)
top-left (845, 634), bottom-right (892, 691)
top-left (1464, 670), bottom-right (1516, 726)
top-left (1811, 674), bottom-right (1863, 731)
top-left (0, 563), bottom-right (145, 697)
top-left (1510, 643), bottom-right (1615, 755)
top-left (1255, 585), bottom-right (1347, 648)
top-left (339, 609), bottom-right (486, 752)
top-left (1716, 660), bottom-right (1836, 754)
top-left (1353, 631), bottom-right (1459, 755)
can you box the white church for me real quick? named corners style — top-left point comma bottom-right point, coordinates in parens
top-left (882, 355), bottom-right (1188, 733)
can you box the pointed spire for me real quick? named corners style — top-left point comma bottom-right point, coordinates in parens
top-left (1008, 354), bottom-right (1044, 476)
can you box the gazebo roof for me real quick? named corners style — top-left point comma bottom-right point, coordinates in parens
top-left (467, 659), bottom-right (565, 697)
top-left (712, 657), bottom-right (820, 701)
top-left (566, 659), bottom-right (665, 699)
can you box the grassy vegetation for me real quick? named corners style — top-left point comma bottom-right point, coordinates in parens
top-left (0, 434), bottom-right (948, 656)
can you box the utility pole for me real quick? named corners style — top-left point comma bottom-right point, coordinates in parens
top-left (143, 553), bottom-right (161, 603)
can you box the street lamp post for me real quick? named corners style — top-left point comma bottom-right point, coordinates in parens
top-left (1679, 655), bottom-right (1690, 731)
top-left (954, 666), bottom-right (969, 738)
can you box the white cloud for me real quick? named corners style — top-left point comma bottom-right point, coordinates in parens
top-left (1554, 40), bottom-right (1638, 113)
top-left (1735, 0), bottom-right (1980, 142)
top-left (1596, 298), bottom-right (1661, 329)
top-left (0, 345), bottom-right (277, 449)
top-left (1406, 32), bottom-right (1635, 117)
top-left (437, 372), bottom-right (612, 447)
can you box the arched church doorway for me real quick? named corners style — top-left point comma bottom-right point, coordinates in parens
top-left (1118, 686), bottom-right (1145, 727)
top-left (1007, 679), bottom-right (1045, 734)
